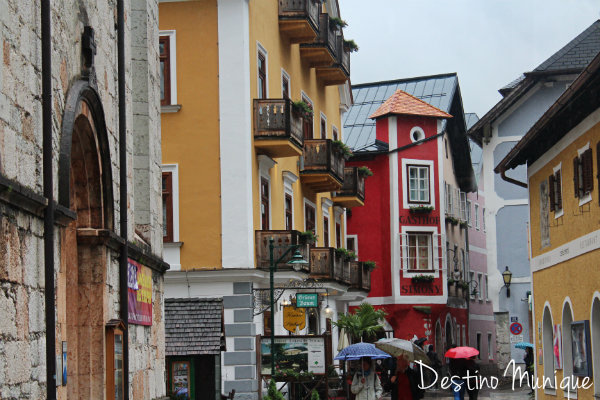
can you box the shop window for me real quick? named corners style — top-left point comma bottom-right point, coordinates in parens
top-left (106, 320), bottom-right (126, 400)
top-left (258, 50), bottom-right (267, 99)
top-left (407, 165), bottom-right (430, 204)
top-left (573, 148), bottom-right (593, 200)
top-left (285, 194), bottom-right (293, 230)
top-left (323, 216), bottom-right (329, 247)
top-left (261, 178), bottom-right (270, 229)
top-left (162, 172), bottom-right (173, 242)
top-left (406, 233), bottom-right (432, 271)
top-left (549, 168), bottom-right (563, 213)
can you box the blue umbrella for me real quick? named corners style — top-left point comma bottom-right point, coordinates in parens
top-left (334, 342), bottom-right (392, 360)
top-left (515, 342), bottom-right (534, 349)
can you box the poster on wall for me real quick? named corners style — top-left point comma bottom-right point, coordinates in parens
top-left (128, 258), bottom-right (153, 325)
top-left (260, 336), bottom-right (326, 376)
top-left (171, 361), bottom-right (190, 398)
top-left (571, 320), bottom-right (592, 377)
top-left (553, 324), bottom-right (562, 369)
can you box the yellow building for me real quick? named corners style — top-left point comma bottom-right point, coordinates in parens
top-left (158, 0), bottom-right (370, 397)
top-left (496, 53), bottom-right (600, 399)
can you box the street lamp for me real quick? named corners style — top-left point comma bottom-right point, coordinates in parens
top-left (502, 266), bottom-right (513, 298)
top-left (268, 237), bottom-right (309, 376)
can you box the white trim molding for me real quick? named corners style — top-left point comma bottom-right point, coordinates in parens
top-left (256, 41), bottom-right (269, 98)
top-left (159, 30), bottom-right (178, 105)
top-left (162, 164), bottom-right (180, 242)
top-left (401, 158), bottom-right (436, 210)
top-left (531, 227), bottom-right (600, 272)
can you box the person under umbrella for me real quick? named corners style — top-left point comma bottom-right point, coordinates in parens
top-left (352, 357), bottom-right (383, 400)
top-left (390, 355), bottom-right (424, 400)
top-left (445, 347), bottom-right (480, 400)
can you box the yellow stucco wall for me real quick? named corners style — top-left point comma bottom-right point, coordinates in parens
top-left (528, 121), bottom-right (600, 399)
top-left (159, 0), bottom-right (223, 269)
top-left (248, 1), bottom-right (346, 247)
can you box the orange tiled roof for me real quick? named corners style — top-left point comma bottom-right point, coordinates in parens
top-left (369, 90), bottom-right (453, 120)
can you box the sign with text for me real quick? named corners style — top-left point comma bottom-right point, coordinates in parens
top-left (399, 215), bottom-right (440, 225)
top-left (283, 306), bottom-right (306, 332)
top-left (128, 259), bottom-right (153, 325)
top-left (510, 334), bottom-right (524, 343)
top-left (260, 336), bottom-right (326, 376)
top-left (296, 293), bottom-right (319, 308)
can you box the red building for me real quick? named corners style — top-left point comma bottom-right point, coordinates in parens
top-left (344, 75), bottom-right (476, 358)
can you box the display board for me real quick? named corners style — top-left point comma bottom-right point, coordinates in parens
top-left (260, 336), bottom-right (326, 376)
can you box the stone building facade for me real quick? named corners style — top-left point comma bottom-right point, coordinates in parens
top-left (0, 0), bottom-right (168, 399)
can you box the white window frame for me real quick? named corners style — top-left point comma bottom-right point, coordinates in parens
top-left (402, 158), bottom-right (435, 209)
top-left (334, 206), bottom-right (344, 248)
top-left (321, 198), bottom-right (333, 247)
top-left (319, 112), bottom-right (327, 139)
top-left (459, 192), bottom-right (467, 221)
top-left (445, 183), bottom-right (453, 216)
top-left (162, 164), bottom-right (180, 242)
top-left (283, 171), bottom-right (298, 231)
top-left (477, 273), bottom-right (483, 301)
top-left (258, 155), bottom-right (276, 230)
top-left (281, 68), bottom-right (291, 98)
top-left (301, 90), bottom-right (315, 136)
top-left (303, 197), bottom-right (318, 237)
top-left (346, 234), bottom-right (358, 257)
top-left (409, 126), bottom-right (425, 143)
top-left (400, 226), bottom-right (440, 277)
top-left (475, 203), bottom-right (480, 230)
top-left (256, 42), bottom-right (269, 99)
top-left (332, 125), bottom-right (339, 141)
top-left (487, 332), bottom-right (493, 360)
top-left (553, 163), bottom-right (564, 219)
top-left (159, 30), bottom-right (177, 106)
top-left (466, 200), bottom-right (472, 226)
top-left (485, 274), bottom-right (489, 301)
top-left (577, 143), bottom-right (592, 206)
top-left (482, 207), bottom-right (486, 232)
top-left (469, 271), bottom-right (475, 299)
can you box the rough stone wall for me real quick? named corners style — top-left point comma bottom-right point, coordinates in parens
top-left (495, 311), bottom-right (511, 372)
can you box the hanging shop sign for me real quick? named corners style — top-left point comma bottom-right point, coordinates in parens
top-left (283, 306), bottom-right (306, 332)
top-left (128, 258), bottom-right (153, 325)
top-left (260, 336), bottom-right (326, 376)
top-left (296, 293), bottom-right (319, 308)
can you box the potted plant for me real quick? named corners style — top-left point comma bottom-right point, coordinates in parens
top-left (291, 100), bottom-right (313, 119)
top-left (328, 16), bottom-right (347, 31)
top-left (332, 139), bottom-right (352, 159)
top-left (358, 166), bottom-right (373, 177)
top-left (364, 260), bottom-right (377, 270)
top-left (460, 220), bottom-right (468, 229)
top-left (446, 216), bottom-right (459, 226)
top-left (299, 230), bottom-right (318, 245)
top-left (411, 274), bottom-right (434, 284)
top-left (343, 39), bottom-right (359, 52)
top-left (447, 278), bottom-right (456, 296)
top-left (409, 205), bottom-right (434, 214)
top-left (335, 248), bottom-right (356, 261)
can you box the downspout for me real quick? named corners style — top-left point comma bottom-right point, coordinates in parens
top-left (499, 169), bottom-right (527, 188)
top-left (117, 0), bottom-right (130, 397)
top-left (42, 1), bottom-right (57, 399)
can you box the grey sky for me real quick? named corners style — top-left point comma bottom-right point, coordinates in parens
top-left (341, 0), bottom-right (600, 117)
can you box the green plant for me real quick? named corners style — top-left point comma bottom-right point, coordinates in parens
top-left (447, 278), bottom-right (455, 285)
top-left (446, 216), bottom-right (459, 225)
top-left (343, 39), bottom-right (359, 52)
top-left (263, 379), bottom-right (285, 400)
top-left (300, 230), bottom-right (318, 244)
top-left (409, 205), bottom-right (434, 213)
top-left (311, 390), bottom-right (320, 400)
top-left (458, 281), bottom-right (470, 290)
top-left (328, 16), bottom-right (347, 30)
top-left (335, 248), bottom-right (356, 261)
top-left (357, 166), bottom-right (373, 177)
top-left (332, 302), bottom-right (386, 343)
top-left (273, 369), bottom-right (315, 382)
top-left (460, 221), bottom-right (468, 228)
top-left (364, 260), bottom-right (377, 270)
top-left (332, 139), bottom-right (352, 158)
top-left (291, 100), bottom-right (313, 118)
top-left (411, 274), bottom-right (434, 283)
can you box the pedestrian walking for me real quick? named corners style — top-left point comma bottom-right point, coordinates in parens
top-left (351, 357), bottom-right (383, 400)
top-left (464, 357), bottom-right (479, 400)
top-left (389, 355), bottom-right (424, 400)
top-left (524, 347), bottom-right (534, 394)
top-left (426, 345), bottom-right (442, 388)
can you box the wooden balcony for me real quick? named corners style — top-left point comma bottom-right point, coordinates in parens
top-left (255, 230), bottom-right (310, 273)
top-left (333, 167), bottom-right (365, 208)
top-left (253, 99), bottom-right (304, 158)
top-left (278, 0), bottom-right (320, 44)
top-left (300, 139), bottom-right (345, 192)
top-left (316, 36), bottom-right (350, 86)
top-left (299, 13), bottom-right (337, 67)
top-left (349, 262), bottom-right (371, 292)
top-left (360, 263), bottom-right (371, 292)
top-left (309, 247), bottom-right (345, 282)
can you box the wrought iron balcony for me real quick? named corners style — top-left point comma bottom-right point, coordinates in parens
top-left (278, 0), bottom-right (320, 44)
top-left (253, 99), bottom-right (304, 158)
top-left (333, 167), bottom-right (365, 208)
top-left (309, 247), bottom-right (345, 283)
top-left (315, 35), bottom-right (350, 86)
top-left (255, 230), bottom-right (310, 273)
top-left (300, 13), bottom-right (337, 67)
top-left (300, 139), bottom-right (345, 192)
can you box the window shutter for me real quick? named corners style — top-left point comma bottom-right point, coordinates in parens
top-left (548, 174), bottom-right (555, 212)
top-left (555, 170), bottom-right (562, 210)
top-left (582, 148), bottom-right (594, 193)
top-left (573, 156), bottom-right (580, 198)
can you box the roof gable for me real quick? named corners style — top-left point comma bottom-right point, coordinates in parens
top-left (369, 90), bottom-right (453, 120)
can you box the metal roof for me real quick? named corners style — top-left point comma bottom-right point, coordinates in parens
top-left (343, 73), bottom-right (458, 152)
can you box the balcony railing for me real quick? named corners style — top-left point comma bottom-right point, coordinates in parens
top-left (349, 262), bottom-right (371, 292)
top-left (333, 167), bottom-right (365, 208)
top-left (300, 13), bottom-right (337, 67)
top-left (253, 99), bottom-right (304, 158)
top-left (315, 35), bottom-right (350, 86)
top-left (361, 264), bottom-right (371, 292)
top-left (301, 139), bottom-right (345, 192)
top-left (309, 247), bottom-right (345, 282)
top-left (278, 0), bottom-right (320, 43)
top-left (255, 230), bottom-right (310, 273)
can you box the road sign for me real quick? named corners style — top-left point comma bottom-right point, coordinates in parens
top-left (511, 316), bottom-right (518, 322)
top-left (510, 334), bottom-right (524, 343)
top-left (283, 306), bottom-right (306, 332)
top-left (296, 293), bottom-right (319, 308)
top-left (510, 322), bottom-right (523, 335)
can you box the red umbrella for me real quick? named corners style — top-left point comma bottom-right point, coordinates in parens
top-left (444, 346), bottom-right (479, 359)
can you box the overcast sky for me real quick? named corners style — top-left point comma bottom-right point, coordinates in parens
top-left (341, 0), bottom-right (600, 117)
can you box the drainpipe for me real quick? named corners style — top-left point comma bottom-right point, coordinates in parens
top-left (42, 1), bottom-right (56, 399)
top-left (117, 0), bottom-right (130, 397)
top-left (499, 169), bottom-right (527, 189)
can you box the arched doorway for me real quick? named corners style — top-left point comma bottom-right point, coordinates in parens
top-left (60, 83), bottom-right (114, 399)
top-left (562, 300), bottom-right (576, 394)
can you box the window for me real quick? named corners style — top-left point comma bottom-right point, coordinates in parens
top-left (335, 222), bottom-right (341, 249)
top-left (407, 165), bottom-right (430, 203)
top-left (461, 249), bottom-right (467, 280)
top-left (281, 71), bottom-right (290, 99)
top-left (573, 147), bottom-right (593, 200)
top-left (549, 168), bottom-right (563, 214)
top-left (482, 207), bottom-right (486, 231)
top-left (410, 126), bottom-right (425, 143)
top-left (159, 36), bottom-right (171, 106)
top-left (261, 178), bottom-right (270, 229)
top-left (332, 126), bottom-right (338, 141)
top-left (258, 51), bottom-right (267, 99)
top-left (162, 172), bottom-right (173, 242)
top-left (477, 273), bottom-right (483, 300)
top-left (302, 94), bottom-right (313, 140)
top-left (347, 236), bottom-right (356, 254)
top-left (460, 192), bottom-right (467, 221)
top-left (488, 333), bottom-right (493, 360)
top-left (476, 333), bottom-right (481, 359)
top-left (466, 200), bottom-right (472, 226)
top-left (285, 194), bottom-right (293, 230)
top-left (307, 309), bottom-right (319, 335)
top-left (264, 311), bottom-right (272, 336)
top-left (320, 115), bottom-right (327, 139)
top-left (407, 233), bottom-right (432, 270)
top-left (469, 272), bottom-right (475, 299)
top-left (305, 202), bottom-right (316, 236)
top-left (323, 216), bottom-right (329, 247)
top-left (445, 183), bottom-right (453, 215)
top-left (106, 320), bottom-right (126, 400)
top-left (475, 204), bottom-right (480, 230)
top-left (485, 275), bottom-right (489, 300)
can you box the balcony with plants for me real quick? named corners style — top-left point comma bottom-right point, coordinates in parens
top-left (299, 13), bottom-right (338, 67)
top-left (253, 98), bottom-right (305, 158)
top-left (278, 0), bottom-right (320, 44)
top-left (255, 230), bottom-right (311, 273)
top-left (300, 139), bottom-right (348, 192)
top-left (315, 35), bottom-right (353, 86)
top-left (332, 166), bottom-right (368, 208)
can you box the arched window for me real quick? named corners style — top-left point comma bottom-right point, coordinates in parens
top-left (562, 300), bottom-right (576, 396)
top-left (543, 305), bottom-right (555, 391)
top-left (591, 296), bottom-right (600, 396)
